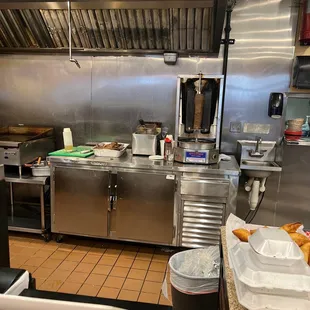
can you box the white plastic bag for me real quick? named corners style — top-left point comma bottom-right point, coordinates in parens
top-left (162, 247), bottom-right (220, 298)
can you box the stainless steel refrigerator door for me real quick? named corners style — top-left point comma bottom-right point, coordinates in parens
top-left (53, 167), bottom-right (110, 237)
top-left (115, 171), bottom-right (175, 244)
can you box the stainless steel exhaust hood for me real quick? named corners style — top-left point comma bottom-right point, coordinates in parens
top-left (0, 1), bottom-right (227, 56)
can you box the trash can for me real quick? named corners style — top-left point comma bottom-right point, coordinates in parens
top-left (165, 247), bottom-right (220, 310)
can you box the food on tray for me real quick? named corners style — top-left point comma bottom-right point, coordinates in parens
top-left (233, 228), bottom-right (251, 242)
top-left (289, 232), bottom-right (310, 247)
top-left (94, 142), bottom-right (123, 151)
top-left (280, 222), bottom-right (302, 233)
top-left (250, 226), bottom-right (268, 235)
top-left (300, 243), bottom-right (310, 264)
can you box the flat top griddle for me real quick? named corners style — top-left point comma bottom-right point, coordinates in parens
top-left (0, 126), bottom-right (53, 148)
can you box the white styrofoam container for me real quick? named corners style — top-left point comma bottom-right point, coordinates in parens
top-left (93, 143), bottom-right (129, 158)
top-left (230, 243), bottom-right (310, 297)
top-left (233, 269), bottom-right (310, 310)
top-left (249, 228), bottom-right (303, 266)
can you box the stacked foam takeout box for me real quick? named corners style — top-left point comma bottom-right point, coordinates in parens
top-left (226, 214), bottom-right (310, 310)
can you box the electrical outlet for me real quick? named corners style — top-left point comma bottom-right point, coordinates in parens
top-left (230, 121), bottom-right (242, 133)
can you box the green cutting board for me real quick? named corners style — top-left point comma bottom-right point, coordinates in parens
top-left (48, 146), bottom-right (94, 158)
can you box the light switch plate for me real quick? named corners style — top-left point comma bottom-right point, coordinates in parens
top-left (230, 121), bottom-right (242, 133)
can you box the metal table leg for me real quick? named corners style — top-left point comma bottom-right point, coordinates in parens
top-left (40, 185), bottom-right (45, 232)
top-left (9, 182), bottom-right (14, 221)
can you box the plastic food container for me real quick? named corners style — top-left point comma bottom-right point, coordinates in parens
top-left (230, 243), bottom-right (310, 298)
top-left (233, 268), bottom-right (310, 310)
top-left (93, 143), bottom-right (129, 158)
top-left (249, 228), bottom-right (303, 266)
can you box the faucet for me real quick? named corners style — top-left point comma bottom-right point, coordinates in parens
top-left (248, 137), bottom-right (265, 158)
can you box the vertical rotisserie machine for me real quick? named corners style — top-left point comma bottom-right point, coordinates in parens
top-left (174, 74), bottom-right (224, 164)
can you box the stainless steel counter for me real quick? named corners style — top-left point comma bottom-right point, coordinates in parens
top-left (49, 151), bottom-right (240, 247)
top-left (48, 150), bottom-right (240, 176)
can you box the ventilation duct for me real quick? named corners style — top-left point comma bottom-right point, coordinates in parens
top-left (0, 1), bottom-right (227, 56)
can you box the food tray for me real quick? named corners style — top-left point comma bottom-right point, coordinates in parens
top-left (93, 142), bottom-right (129, 158)
top-left (233, 269), bottom-right (310, 310)
top-left (31, 164), bottom-right (50, 177)
top-left (230, 242), bottom-right (310, 297)
top-left (249, 228), bottom-right (303, 266)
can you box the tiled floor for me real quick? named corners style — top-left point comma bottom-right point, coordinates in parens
top-left (9, 233), bottom-right (174, 306)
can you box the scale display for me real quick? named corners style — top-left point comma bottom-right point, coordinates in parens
top-left (185, 151), bottom-right (207, 163)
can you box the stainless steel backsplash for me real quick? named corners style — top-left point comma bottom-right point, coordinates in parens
top-left (0, 0), bottom-right (298, 225)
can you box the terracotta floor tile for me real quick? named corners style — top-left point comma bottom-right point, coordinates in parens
top-left (75, 262), bottom-right (95, 274)
top-left (66, 252), bottom-right (86, 262)
top-left (49, 269), bottom-right (71, 282)
top-left (73, 245), bottom-right (91, 253)
top-left (66, 271), bottom-right (89, 284)
top-left (34, 278), bottom-right (46, 288)
top-left (118, 289), bottom-right (139, 302)
top-left (33, 267), bottom-right (54, 279)
top-left (92, 265), bottom-right (112, 276)
top-left (88, 246), bottom-right (107, 255)
top-left (132, 260), bottom-right (150, 270)
top-left (152, 254), bottom-right (169, 263)
top-left (41, 258), bottom-right (63, 270)
top-left (10, 245), bottom-right (25, 254)
top-left (58, 260), bottom-right (79, 271)
top-left (136, 252), bottom-right (153, 261)
top-left (85, 274), bottom-right (106, 286)
top-left (98, 256), bottom-right (117, 266)
top-left (104, 249), bottom-right (122, 257)
top-left (58, 281), bottom-right (82, 294)
top-left (20, 247), bottom-right (38, 256)
top-left (32, 250), bottom-right (54, 259)
top-left (10, 256), bottom-right (29, 268)
top-left (58, 243), bottom-right (76, 251)
top-left (138, 292), bottom-right (160, 304)
top-left (19, 265), bottom-right (37, 274)
top-left (97, 287), bottom-right (120, 299)
top-left (145, 271), bottom-right (165, 283)
top-left (104, 276), bottom-right (125, 289)
top-left (78, 284), bottom-right (101, 296)
top-left (110, 266), bottom-right (129, 278)
top-left (149, 261), bottom-right (167, 272)
top-left (82, 254), bottom-right (101, 264)
top-left (50, 250), bottom-right (70, 260)
top-left (120, 251), bottom-right (137, 259)
top-left (122, 278), bottom-right (143, 292)
top-left (39, 279), bottom-right (63, 292)
top-left (142, 281), bottom-right (162, 294)
top-left (115, 258), bottom-right (134, 268)
top-left (24, 256), bottom-right (47, 267)
top-left (159, 294), bottom-right (172, 306)
top-left (127, 269), bottom-right (147, 280)
top-left (42, 242), bottom-right (59, 251)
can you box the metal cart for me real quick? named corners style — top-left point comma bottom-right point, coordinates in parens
top-left (6, 173), bottom-right (51, 242)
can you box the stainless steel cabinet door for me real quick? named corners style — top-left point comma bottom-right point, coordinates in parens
top-left (116, 171), bottom-right (175, 244)
top-left (53, 167), bottom-right (109, 237)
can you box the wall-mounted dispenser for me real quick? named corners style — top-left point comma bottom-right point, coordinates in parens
top-left (268, 93), bottom-right (283, 119)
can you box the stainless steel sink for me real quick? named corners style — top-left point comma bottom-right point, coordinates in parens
top-left (240, 160), bottom-right (282, 178)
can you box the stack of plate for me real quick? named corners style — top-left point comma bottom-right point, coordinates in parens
top-left (229, 228), bottom-right (310, 310)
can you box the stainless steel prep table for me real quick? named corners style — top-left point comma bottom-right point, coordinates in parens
top-left (5, 173), bottom-right (50, 241)
top-left (49, 151), bottom-right (240, 246)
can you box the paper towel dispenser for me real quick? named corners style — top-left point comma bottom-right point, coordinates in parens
top-left (293, 56), bottom-right (310, 89)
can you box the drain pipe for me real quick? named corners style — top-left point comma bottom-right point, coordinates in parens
top-left (219, 0), bottom-right (236, 150)
top-left (67, 0), bottom-right (80, 68)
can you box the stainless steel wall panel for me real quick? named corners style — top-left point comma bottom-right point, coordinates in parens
top-left (0, 55), bottom-right (92, 148)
